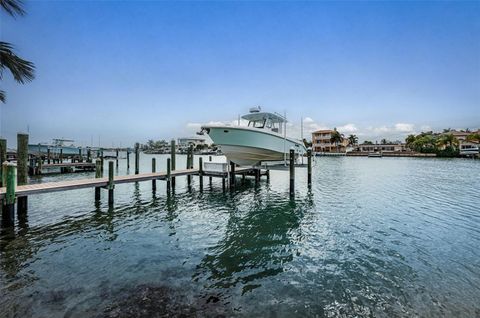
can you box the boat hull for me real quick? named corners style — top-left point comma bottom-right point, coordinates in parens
top-left (203, 126), bottom-right (306, 166)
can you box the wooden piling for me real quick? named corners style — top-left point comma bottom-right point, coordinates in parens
top-left (187, 146), bottom-right (192, 186)
top-left (87, 148), bottom-right (91, 163)
top-left (29, 158), bottom-right (35, 176)
top-left (0, 138), bottom-right (6, 187)
top-left (78, 148), bottom-right (82, 162)
top-left (60, 148), bottom-right (63, 163)
top-left (208, 156), bottom-right (212, 185)
top-left (100, 148), bottom-right (104, 172)
top-left (126, 148), bottom-right (130, 169)
top-left (108, 161), bottom-right (114, 206)
top-left (171, 140), bottom-right (176, 187)
top-left (17, 133), bottom-right (28, 213)
top-left (135, 143), bottom-right (139, 175)
top-left (47, 148), bottom-right (51, 164)
top-left (229, 161), bottom-right (235, 188)
top-left (166, 158), bottom-right (171, 193)
top-left (95, 158), bottom-right (102, 201)
top-left (199, 157), bottom-right (203, 191)
top-left (116, 149), bottom-right (119, 168)
top-left (37, 156), bottom-right (43, 175)
top-left (289, 149), bottom-right (295, 196)
top-left (151, 158), bottom-right (156, 191)
top-left (1, 162), bottom-right (16, 226)
top-left (307, 148), bottom-right (312, 189)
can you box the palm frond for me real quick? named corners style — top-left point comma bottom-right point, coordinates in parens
top-left (0, 41), bottom-right (35, 84)
top-left (0, 0), bottom-right (25, 17)
top-left (0, 90), bottom-right (5, 103)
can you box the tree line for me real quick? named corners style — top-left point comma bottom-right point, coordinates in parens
top-left (405, 131), bottom-right (480, 157)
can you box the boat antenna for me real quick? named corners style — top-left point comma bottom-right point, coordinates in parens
top-left (301, 117), bottom-right (303, 141)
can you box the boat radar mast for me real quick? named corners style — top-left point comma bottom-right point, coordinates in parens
top-left (249, 106), bottom-right (261, 113)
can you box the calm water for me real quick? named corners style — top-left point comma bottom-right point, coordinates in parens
top-left (1, 155), bottom-right (479, 317)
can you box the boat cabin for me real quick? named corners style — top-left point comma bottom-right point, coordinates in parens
top-left (241, 112), bottom-right (286, 134)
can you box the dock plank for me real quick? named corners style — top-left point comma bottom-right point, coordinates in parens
top-left (0, 169), bottom-right (197, 199)
top-left (0, 167), bottom-right (263, 199)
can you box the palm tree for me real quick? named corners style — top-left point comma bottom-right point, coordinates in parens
top-left (466, 133), bottom-right (480, 143)
top-left (330, 128), bottom-right (344, 152)
top-left (437, 133), bottom-right (458, 149)
top-left (0, 0), bottom-right (35, 103)
top-left (347, 134), bottom-right (358, 147)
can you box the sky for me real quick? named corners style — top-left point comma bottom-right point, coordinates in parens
top-left (0, 1), bottom-right (479, 147)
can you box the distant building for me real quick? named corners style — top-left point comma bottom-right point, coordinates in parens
top-left (312, 129), bottom-right (349, 153)
top-left (177, 137), bottom-right (206, 151)
top-left (356, 143), bottom-right (407, 153)
top-left (445, 130), bottom-right (479, 142)
top-left (445, 130), bottom-right (480, 155)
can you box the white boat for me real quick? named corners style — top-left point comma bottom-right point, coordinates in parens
top-left (200, 107), bottom-right (307, 166)
top-left (368, 152), bottom-right (382, 158)
top-left (459, 144), bottom-right (479, 156)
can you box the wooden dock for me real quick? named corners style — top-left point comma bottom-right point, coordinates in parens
top-left (1, 134), bottom-right (313, 226)
top-left (0, 168), bottom-right (196, 199)
top-left (0, 166), bottom-right (267, 200)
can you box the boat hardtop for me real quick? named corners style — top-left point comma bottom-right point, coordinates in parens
top-left (240, 107), bottom-right (286, 134)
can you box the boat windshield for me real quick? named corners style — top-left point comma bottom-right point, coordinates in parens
top-left (248, 120), bottom-right (266, 128)
top-left (242, 111), bottom-right (285, 134)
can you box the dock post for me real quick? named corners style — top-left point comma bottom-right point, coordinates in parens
top-left (100, 148), bottom-right (104, 172)
top-left (1, 162), bottom-right (16, 226)
top-left (170, 140), bottom-right (176, 188)
top-left (166, 158), bottom-right (171, 193)
top-left (307, 148), bottom-right (312, 189)
top-left (95, 158), bottom-right (102, 201)
top-left (17, 133), bottom-right (28, 214)
top-left (187, 145), bottom-right (193, 186)
top-left (37, 156), bottom-right (43, 175)
top-left (0, 138), bottom-right (6, 187)
top-left (266, 169), bottom-right (270, 182)
top-left (30, 158), bottom-right (36, 176)
top-left (229, 161), bottom-right (235, 188)
top-left (255, 169), bottom-right (260, 185)
top-left (126, 148), bottom-right (130, 169)
top-left (87, 148), bottom-right (91, 163)
top-left (60, 148), bottom-right (63, 163)
top-left (134, 143), bottom-right (139, 175)
top-left (208, 156), bottom-right (212, 185)
top-left (151, 158), bottom-right (156, 191)
top-left (108, 161), bottom-right (114, 206)
top-left (199, 157), bottom-right (203, 191)
top-left (78, 148), bottom-right (82, 162)
top-left (289, 149), bottom-right (295, 196)
top-left (116, 149), bottom-right (119, 168)
top-left (222, 177), bottom-right (226, 192)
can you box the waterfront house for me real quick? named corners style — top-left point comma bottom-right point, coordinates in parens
top-left (356, 143), bottom-right (407, 153)
top-left (444, 130), bottom-right (480, 155)
top-left (312, 129), bottom-right (349, 153)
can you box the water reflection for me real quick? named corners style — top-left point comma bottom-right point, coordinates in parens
top-left (193, 187), bottom-right (314, 297)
